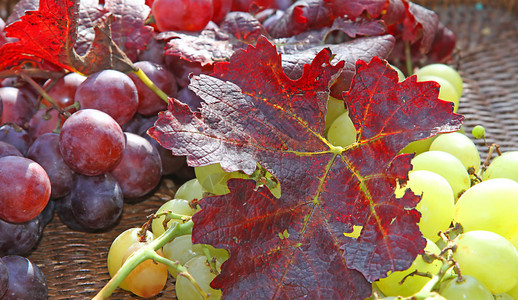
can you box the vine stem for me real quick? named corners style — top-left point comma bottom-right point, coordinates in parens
top-left (132, 68), bottom-right (170, 103)
top-left (93, 220), bottom-right (194, 300)
top-left (404, 41), bottom-right (413, 76)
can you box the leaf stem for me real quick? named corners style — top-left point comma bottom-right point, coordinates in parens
top-left (92, 220), bottom-right (193, 300)
top-left (404, 41), bottom-right (413, 76)
top-left (132, 68), bottom-right (170, 104)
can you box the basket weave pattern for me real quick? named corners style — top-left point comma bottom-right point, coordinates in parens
top-left (16, 1), bottom-right (518, 299)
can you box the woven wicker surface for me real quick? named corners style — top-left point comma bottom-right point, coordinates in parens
top-left (22, 1), bottom-right (518, 299)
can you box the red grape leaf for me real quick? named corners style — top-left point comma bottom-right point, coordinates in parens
top-left (150, 37), bottom-right (463, 298)
top-left (0, 0), bottom-right (135, 74)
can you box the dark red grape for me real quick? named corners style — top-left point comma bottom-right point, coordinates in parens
top-left (0, 87), bottom-right (37, 127)
top-left (27, 133), bottom-right (76, 199)
top-left (0, 156), bottom-right (51, 223)
top-left (231, 0), bottom-right (274, 12)
top-left (0, 141), bottom-right (22, 158)
top-left (75, 70), bottom-right (138, 125)
top-left (0, 124), bottom-right (30, 155)
top-left (212, 0), bottom-right (232, 23)
top-left (152, 0), bottom-right (213, 32)
top-left (176, 87), bottom-right (203, 111)
top-left (142, 133), bottom-right (187, 175)
top-left (137, 37), bottom-right (166, 65)
top-left (56, 173), bottom-right (123, 232)
top-left (0, 256), bottom-right (47, 300)
top-left (129, 61), bottom-right (177, 116)
top-left (42, 72), bottom-right (86, 112)
top-left (27, 108), bottom-right (63, 143)
top-left (165, 56), bottom-right (213, 89)
top-left (110, 132), bottom-right (162, 200)
top-left (37, 199), bottom-right (55, 227)
top-left (0, 260), bottom-right (7, 299)
top-left (59, 109), bottom-right (125, 176)
top-left (0, 217), bottom-right (43, 256)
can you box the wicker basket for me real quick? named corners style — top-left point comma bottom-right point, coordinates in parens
top-left (15, 0), bottom-right (518, 299)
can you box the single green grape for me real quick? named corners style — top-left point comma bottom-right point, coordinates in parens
top-left (375, 239), bottom-right (441, 297)
top-left (418, 75), bottom-right (460, 112)
top-left (389, 64), bottom-right (406, 82)
top-left (454, 178), bottom-right (518, 248)
top-left (429, 132), bottom-right (481, 172)
top-left (176, 256), bottom-right (222, 300)
top-left (439, 275), bottom-right (494, 300)
top-left (151, 199), bottom-right (196, 238)
top-left (174, 178), bottom-right (208, 202)
top-left (453, 230), bottom-right (518, 293)
top-left (194, 163), bottom-right (249, 195)
top-left (326, 111), bottom-right (356, 148)
top-left (482, 151), bottom-right (518, 182)
top-left (325, 96), bottom-right (347, 133)
top-left (494, 293), bottom-right (515, 300)
top-left (107, 227), bottom-right (154, 290)
top-left (471, 125), bottom-right (486, 139)
top-left (411, 150), bottom-right (471, 201)
top-left (506, 283), bottom-right (518, 299)
top-left (399, 136), bottom-right (436, 155)
top-left (395, 170), bottom-right (454, 241)
top-left (415, 63), bottom-right (463, 97)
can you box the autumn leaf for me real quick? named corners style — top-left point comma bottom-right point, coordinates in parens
top-left (0, 0), bottom-right (135, 74)
top-left (149, 37), bottom-right (462, 298)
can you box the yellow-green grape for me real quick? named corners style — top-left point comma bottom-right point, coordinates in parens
top-left (375, 239), bottom-right (441, 297)
top-left (176, 256), bottom-right (222, 300)
top-left (439, 275), bottom-right (494, 300)
top-left (411, 151), bottom-right (471, 201)
top-left (107, 228), bottom-right (154, 290)
top-left (494, 293), bottom-right (515, 300)
top-left (399, 136), bottom-right (436, 155)
top-left (453, 230), bottom-right (518, 293)
top-left (325, 96), bottom-right (347, 133)
top-left (418, 75), bottom-right (460, 112)
top-left (415, 64), bottom-right (463, 97)
top-left (120, 242), bottom-right (168, 298)
top-left (175, 178), bottom-right (208, 202)
top-left (395, 170), bottom-right (454, 241)
top-left (472, 125), bottom-right (486, 139)
top-left (151, 199), bottom-right (196, 238)
top-left (506, 283), bottom-right (518, 299)
top-left (429, 132), bottom-right (481, 172)
top-left (454, 178), bottom-right (518, 248)
top-left (482, 151), bottom-right (518, 182)
top-left (326, 111), bottom-right (357, 148)
top-left (195, 163), bottom-right (249, 195)
top-left (389, 64), bottom-right (406, 82)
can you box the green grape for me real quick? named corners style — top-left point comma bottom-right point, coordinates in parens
top-left (375, 239), bottom-right (441, 297)
top-left (494, 293), bottom-right (515, 300)
top-left (326, 111), bottom-right (357, 148)
top-left (482, 151), bottom-right (518, 182)
top-left (399, 136), bottom-right (436, 155)
top-left (395, 170), bottom-right (454, 241)
top-left (415, 63), bottom-right (463, 97)
top-left (176, 256), bottom-right (222, 300)
top-left (439, 275), bottom-right (494, 300)
top-left (107, 228), bottom-right (154, 290)
top-left (411, 151), bottom-right (471, 200)
top-left (162, 235), bottom-right (229, 278)
top-left (120, 242), bottom-right (168, 298)
top-left (429, 132), bottom-right (481, 172)
top-left (195, 163), bottom-right (249, 195)
top-left (151, 199), bottom-right (196, 238)
top-left (453, 230), bottom-right (518, 294)
top-left (418, 75), bottom-right (460, 112)
top-left (175, 178), bottom-right (208, 202)
top-left (506, 283), bottom-right (518, 299)
top-left (472, 125), bottom-right (486, 139)
top-left (325, 96), bottom-right (347, 132)
top-left (389, 64), bottom-right (405, 82)
top-left (454, 178), bottom-right (518, 248)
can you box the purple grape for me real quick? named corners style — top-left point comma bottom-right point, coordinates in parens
top-left (37, 199), bottom-right (56, 227)
top-left (27, 133), bottom-right (76, 199)
top-left (110, 132), bottom-right (162, 200)
top-left (56, 173), bottom-right (123, 232)
top-left (0, 87), bottom-right (37, 127)
top-left (0, 256), bottom-right (47, 300)
top-left (0, 259), bottom-right (8, 299)
top-left (0, 141), bottom-right (22, 158)
top-left (0, 124), bottom-right (30, 155)
top-left (0, 217), bottom-right (43, 256)
top-left (176, 87), bottom-right (203, 111)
